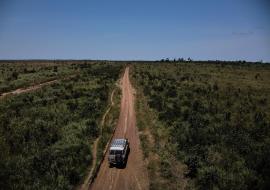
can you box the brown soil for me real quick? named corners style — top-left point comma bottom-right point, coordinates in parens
top-left (90, 67), bottom-right (149, 190)
top-left (0, 79), bottom-right (58, 99)
top-left (0, 74), bottom-right (78, 99)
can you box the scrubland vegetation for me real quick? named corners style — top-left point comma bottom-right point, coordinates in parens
top-left (0, 61), bottom-right (79, 94)
top-left (1, 60), bottom-right (269, 190)
top-left (0, 62), bottom-right (123, 189)
top-left (132, 62), bottom-right (270, 190)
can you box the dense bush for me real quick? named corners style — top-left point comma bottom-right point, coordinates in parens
top-left (132, 62), bottom-right (270, 189)
top-left (0, 62), bottom-right (123, 189)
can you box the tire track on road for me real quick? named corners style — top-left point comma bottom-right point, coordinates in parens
top-left (90, 67), bottom-right (149, 190)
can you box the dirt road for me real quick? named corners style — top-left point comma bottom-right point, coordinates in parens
top-left (0, 74), bottom-right (77, 99)
top-left (90, 67), bottom-right (149, 190)
top-left (0, 79), bottom-right (58, 99)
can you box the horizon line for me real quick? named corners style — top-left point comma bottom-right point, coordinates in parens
top-left (0, 58), bottom-right (269, 64)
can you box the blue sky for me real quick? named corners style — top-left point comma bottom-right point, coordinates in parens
top-left (0, 0), bottom-right (269, 61)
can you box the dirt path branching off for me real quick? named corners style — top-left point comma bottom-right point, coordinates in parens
top-left (0, 74), bottom-right (78, 99)
top-left (0, 79), bottom-right (58, 99)
top-left (78, 87), bottom-right (117, 190)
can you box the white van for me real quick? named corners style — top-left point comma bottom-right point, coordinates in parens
top-left (108, 138), bottom-right (130, 167)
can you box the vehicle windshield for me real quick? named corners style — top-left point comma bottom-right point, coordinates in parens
top-left (110, 150), bottom-right (122, 155)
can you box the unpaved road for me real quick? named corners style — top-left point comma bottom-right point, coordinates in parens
top-left (90, 67), bottom-right (149, 190)
top-left (0, 74), bottom-right (77, 99)
top-left (0, 79), bottom-right (58, 99)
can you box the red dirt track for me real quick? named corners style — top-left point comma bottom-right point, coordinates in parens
top-left (90, 67), bottom-right (149, 190)
top-left (0, 79), bottom-right (58, 99)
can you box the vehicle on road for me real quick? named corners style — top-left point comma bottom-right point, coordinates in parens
top-left (108, 138), bottom-right (130, 167)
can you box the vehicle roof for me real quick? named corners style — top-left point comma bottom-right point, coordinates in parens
top-left (109, 139), bottom-right (127, 151)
